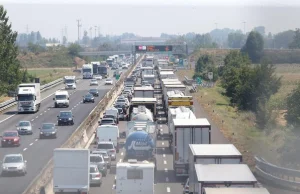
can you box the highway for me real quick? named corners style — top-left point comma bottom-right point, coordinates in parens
top-left (0, 70), bottom-right (118, 194)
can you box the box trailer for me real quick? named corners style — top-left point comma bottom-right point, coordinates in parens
top-left (129, 98), bottom-right (157, 120)
top-left (203, 188), bottom-right (270, 194)
top-left (134, 87), bottom-right (155, 98)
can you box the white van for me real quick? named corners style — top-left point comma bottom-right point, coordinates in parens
top-left (96, 125), bottom-right (119, 149)
top-left (105, 107), bottom-right (119, 123)
top-left (53, 90), bottom-right (69, 108)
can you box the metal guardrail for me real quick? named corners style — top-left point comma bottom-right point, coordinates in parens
top-left (254, 156), bottom-right (300, 191)
top-left (0, 78), bottom-right (65, 112)
top-left (22, 56), bottom-right (143, 194)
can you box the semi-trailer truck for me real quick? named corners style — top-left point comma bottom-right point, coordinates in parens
top-left (16, 83), bottom-right (41, 113)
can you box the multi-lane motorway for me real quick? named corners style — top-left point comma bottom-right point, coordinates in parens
top-left (0, 71), bottom-right (116, 194)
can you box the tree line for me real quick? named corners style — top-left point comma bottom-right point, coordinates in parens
top-left (194, 30), bottom-right (300, 128)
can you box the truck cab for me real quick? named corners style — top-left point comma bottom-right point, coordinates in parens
top-left (16, 83), bottom-right (41, 113)
top-left (53, 90), bottom-right (69, 108)
top-left (64, 76), bottom-right (76, 89)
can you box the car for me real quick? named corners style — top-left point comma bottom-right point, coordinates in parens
top-left (117, 107), bottom-right (126, 121)
top-left (1, 131), bottom-right (20, 147)
top-left (83, 93), bottom-right (95, 103)
top-left (1, 154), bottom-right (27, 176)
top-left (16, 121), bottom-right (33, 135)
top-left (89, 89), bottom-right (99, 97)
top-left (94, 75), bottom-right (102, 80)
top-left (96, 141), bottom-right (116, 161)
top-left (39, 123), bottom-right (57, 139)
top-left (102, 114), bottom-right (118, 124)
top-left (142, 84), bottom-right (152, 87)
top-left (89, 164), bottom-right (102, 187)
top-left (91, 150), bottom-right (111, 168)
top-left (90, 154), bottom-right (107, 176)
top-left (57, 111), bottom-right (74, 126)
top-left (114, 98), bottom-right (129, 107)
top-left (90, 79), bottom-right (98, 86)
top-left (105, 78), bottom-right (113, 85)
top-left (98, 118), bottom-right (116, 126)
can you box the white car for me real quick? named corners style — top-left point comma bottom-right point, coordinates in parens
top-left (94, 75), bottom-right (102, 80)
top-left (105, 79), bottom-right (113, 85)
top-left (90, 79), bottom-right (98, 86)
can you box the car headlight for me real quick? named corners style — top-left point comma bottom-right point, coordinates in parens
top-left (68, 118), bottom-right (72, 120)
top-left (2, 166), bottom-right (7, 170)
top-left (18, 166), bottom-right (23, 169)
top-left (40, 132), bottom-right (43, 134)
top-left (59, 119), bottom-right (62, 121)
top-left (52, 132), bottom-right (55, 134)
top-left (2, 140), bottom-right (6, 142)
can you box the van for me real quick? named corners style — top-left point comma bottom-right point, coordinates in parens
top-left (96, 125), bottom-right (119, 152)
top-left (105, 107), bottom-right (119, 123)
top-left (53, 91), bottom-right (69, 108)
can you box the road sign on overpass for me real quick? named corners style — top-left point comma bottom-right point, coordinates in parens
top-left (135, 45), bottom-right (173, 52)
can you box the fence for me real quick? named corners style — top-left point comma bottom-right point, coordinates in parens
top-left (0, 78), bottom-right (66, 112)
top-left (254, 156), bottom-right (300, 191)
top-left (22, 55), bottom-right (143, 194)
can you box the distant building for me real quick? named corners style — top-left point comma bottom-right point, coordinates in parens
top-left (45, 43), bottom-right (60, 47)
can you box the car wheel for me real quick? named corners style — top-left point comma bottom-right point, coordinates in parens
top-left (22, 171), bottom-right (26, 176)
top-left (98, 182), bottom-right (101, 187)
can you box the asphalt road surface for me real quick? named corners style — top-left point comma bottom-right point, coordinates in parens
top-left (0, 70), bottom-right (120, 194)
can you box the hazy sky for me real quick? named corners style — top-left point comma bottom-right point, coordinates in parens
top-left (1, 0), bottom-right (300, 41)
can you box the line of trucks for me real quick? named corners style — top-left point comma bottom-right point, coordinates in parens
top-left (51, 56), bottom-right (271, 194)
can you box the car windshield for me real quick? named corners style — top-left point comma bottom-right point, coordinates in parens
top-left (117, 100), bottom-right (125, 103)
top-left (4, 156), bottom-right (22, 163)
top-left (90, 156), bottom-right (103, 162)
top-left (90, 166), bottom-right (98, 173)
top-left (18, 121), bottom-right (30, 127)
top-left (101, 119), bottom-right (114, 124)
top-left (56, 95), bottom-right (67, 99)
top-left (3, 132), bottom-right (17, 137)
top-left (59, 112), bottom-right (72, 117)
top-left (97, 143), bottom-right (113, 149)
top-left (89, 89), bottom-right (97, 93)
top-left (106, 79), bottom-right (112, 81)
top-left (42, 123), bottom-right (55, 130)
top-left (91, 79), bottom-right (97, 82)
top-left (104, 115), bottom-right (114, 118)
top-left (85, 94), bottom-right (93, 97)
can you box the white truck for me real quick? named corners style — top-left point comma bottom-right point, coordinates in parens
top-left (165, 92), bottom-right (193, 111)
top-left (53, 90), bottom-right (69, 108)
top-left (190, 164), bottom-right (258, 194)
top-left (129, 98), bottom-right (157, 121)
top-left (159, 71), bottom-right (175, 80)
top-left (142, 74), bottom-right (155, 86)
top-left (64, 76), bottom-right (77, 90)
top-left (96, 125), bottom-right (120, 149)
top-left (188, 144), bottom-right (243, 193)
top-left (130, 106), bottom-right (154, 122)
top-left (170, 118), bottom-right (211, 176)
top-left (16, 83), bottom-right (41, 113)
top-left (203, 188), bottom-right (270, 194)
top-left (82, 64), bottom-right (93, 79)
top-left (114, 160), bottom-right (155, 194)
top-left (134, 87), bottom-right (154, 98)
top-left (53, 148), bottom-right (90, 194)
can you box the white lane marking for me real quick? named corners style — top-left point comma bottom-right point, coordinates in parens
top-left (35, 139), bottom-right (38, 141)
top-left (40, 113), bottom-right (43, 116)
top-left (160, 125), bottom-right (162, 127)
top-left (71, 108), bottom-right (74, 110)
top-left (31, 119), bottom-right (34, 121)
top-left (36, 116), bottom-right (38, 119)
top-left (29, 143), bottom-right (33, 146)
top-left (121, 152), bottom-right (123, 156)
top-left (48, 108), bottom-right (50, 110)
top-left (119, 159), bottom-right (122, 162)
top-left (0, 114), bottom-right (16, 124)
top-left (166, 177), bottom-right (169, 182)
top-left (164, 168), bottom-right (168, 172)
top-left (162, 142), bottom-right (164, 145)
top-left (44, 110), bottom-right (47, 112)
top-left (167, 187), bottom-right (170, 192)
top-left (164, 160), bottom-right (167, 164)
top-left (163, 154), bottom-right (166, 158)
top-left (23, 148), bottom-right (27, 151)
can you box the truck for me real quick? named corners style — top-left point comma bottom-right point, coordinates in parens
top-left (142, 74), bottom-right (155, 86)
top-left (91, 61), bottom-right (100, 74)
top-left (134, 87), bottom-right (154, 98)
top-left (106, 57), bottom-right (114, 67)
top-left (170, 118), bottom-right (211, 176)
top-left (188, 144), bottom-right (243, 193)
top-left (165, 94), bottom-right (193, 111)
top-left (64, 76), bottom-right (76, 90)
top-left (115, 160), bottom-right (155, 194)
top-left (98, 64), bottom-right (109, 78)
top-left (16, 83), bottom-right (41, 113)
top-left (159, 71), bottom-right (175, 80)
top-left (53, 148), bottom-right (90, 194)
top-left (96, 125), bottom-right (119, 151)
top-left (82, 64), bottom-right (93, 79)
top-left (190, 164), bottom-right (258, 194)
top-left (141, 66), bottom-right (155, 78)
top-left (129, 98), bottom-right (157, 121)
top-left (130, 106), bottom-right (154, 122)
top-left (202, 188), bottom-right (270, 194)
top-left (53, 90), bottom-right (69, 108)
top-left (145, 56), bottom-right (154, 67)
top-left (162, 84), bottom-right (186, 102)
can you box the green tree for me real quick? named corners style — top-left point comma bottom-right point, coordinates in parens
top-left (241, 31), bottom-right (264, 63)
top-left (68, 43), bottom-right (82, 57)
top-left (0, 5), bottom-right (22, 95)
top-left (286, 84), bottom-right (300, 126)
top-left (273, 30), bottom-right (294, 49)
top-left (289, 28), bottom-right (300, 49)
top-left (227, 32), bottom-right (245, 48)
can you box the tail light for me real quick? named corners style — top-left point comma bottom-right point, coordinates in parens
top-left (110, 150), bottom-right (115, 153)
top-left (96, 173), bottom-right (101, 178)
top-left (185, 185), bottom-right (189, 190)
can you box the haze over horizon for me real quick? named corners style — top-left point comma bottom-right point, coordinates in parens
top-left (2, 0), bottom-right (300, 41)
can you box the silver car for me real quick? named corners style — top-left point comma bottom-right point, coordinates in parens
top-left (96, 141), bottom-right (116, 161)
top-left (90, 164), bottom-right (102, 187)
top-left (90, 154), bottom-right (107, 176)
top-left (91, 150), bottom-right (111, 168)
top-left (16, 121), bottom-right (32, 135)
top-left (1, 154), bottom-right (27, 176)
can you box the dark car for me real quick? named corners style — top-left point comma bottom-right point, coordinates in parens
top-left (1, 131), bottom-right (20, 147)
top-left (57, 111), bottom-right (74, 126)
top-left (83, 93), bottom-right (95, 103)
top-left (98, 118), bottom-right (116, 126)
top-left (39, 123), bottom-right (57, 139)
top-left (89, 89), bottom-right (99, 97)
top-left (103, 114), bottom-right (118, 124)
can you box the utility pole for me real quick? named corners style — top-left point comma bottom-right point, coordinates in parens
top-left (89, 27), bottom-right (93, 38)
top-left (65, 25), bottom-right (68, 41)
top-left (61, 29), bottom-right (64, 43)
top-left (26, 25), bottom-right (29, 34)
top-left (94, 26), bottom-right (97, 38)
top-left (98, 25), bottom-right (100, 37)
top-left (76, 19), bottom-right (81, 44)
top-left (243, 21), bottom-right (246, 34)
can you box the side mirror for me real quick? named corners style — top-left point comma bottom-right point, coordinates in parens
top-left (53, 98), bottom-right (55, 100)
top-left (68, 98), bottom-right (70, 100)
top-left (57, 116), bottom-right (59, 118)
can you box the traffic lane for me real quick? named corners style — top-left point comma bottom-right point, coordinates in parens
top-left (0, 87), bottom-right (110, 194)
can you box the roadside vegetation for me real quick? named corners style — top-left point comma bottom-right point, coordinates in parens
top-left (179, 29), bottom-right (300, 169)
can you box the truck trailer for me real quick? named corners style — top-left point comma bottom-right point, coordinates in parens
top-left (134, 87), bottom-right (155, 98)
